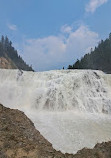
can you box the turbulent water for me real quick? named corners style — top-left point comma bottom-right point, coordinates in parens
top-left (0, 69), bottom-right (111, 153)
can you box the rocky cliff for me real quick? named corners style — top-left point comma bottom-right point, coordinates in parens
top-left (0, 57), bottom-right (17, 69)
top-left (0, 104), bottom-right (111, 158)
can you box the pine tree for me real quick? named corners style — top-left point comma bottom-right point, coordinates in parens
top-left (0, 35), bottom-right (34, 71)
top-left (67, 33), bottom-right (111, 73)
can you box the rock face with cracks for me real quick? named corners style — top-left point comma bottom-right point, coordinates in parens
top-left (0, 104), bottom-right (111, 158)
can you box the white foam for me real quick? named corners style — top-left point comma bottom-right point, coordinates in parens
top-left (0, 69), bottom-right (111, 153)
top-left (27, 111), bottom-right (111, 154)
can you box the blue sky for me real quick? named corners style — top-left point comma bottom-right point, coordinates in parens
top-left (0, 0), bottom-right (111, 71)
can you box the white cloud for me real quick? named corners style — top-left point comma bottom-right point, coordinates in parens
top-left (7, 23), bottom-right (17, 31)
top-left (22, 25), bottom-right (99, 71)
top-left (86, 0), bottom-right (108, 13)
top-left (61, 25), bottom-right (72, 34)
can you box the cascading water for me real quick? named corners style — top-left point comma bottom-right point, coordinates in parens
top-left (0, 69), bottom-right (111, 154)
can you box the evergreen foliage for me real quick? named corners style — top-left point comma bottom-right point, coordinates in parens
top-left (0, 35), bottom-right (34, 71)
top-left (68, 33), bottom-right (111, 73)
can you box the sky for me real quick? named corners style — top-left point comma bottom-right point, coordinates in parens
top-left (0, 0), bottom-right (111, 71)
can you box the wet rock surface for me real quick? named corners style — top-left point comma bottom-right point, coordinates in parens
top-left (0, 104), bottom-right (111, 158)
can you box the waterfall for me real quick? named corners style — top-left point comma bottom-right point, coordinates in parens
top-left (0, 69), bottom-right (111, 114)
top-left (0, 69), bottom-right (111, 154)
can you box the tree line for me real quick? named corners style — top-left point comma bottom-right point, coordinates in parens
top-left (68, 33), bottom-right (111, 73)
top-left (0, 35), bottom-right (34, 71)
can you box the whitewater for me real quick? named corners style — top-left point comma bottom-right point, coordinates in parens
top-left (0, 69), bottom-right (111, 154)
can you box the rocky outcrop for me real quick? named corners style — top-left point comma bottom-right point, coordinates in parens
top-left (0, 104), bottom-right (111, 158)
top-left (0, 104), bottom-right (66, 158)
top-left (0, 57), bottom-right (17, 69)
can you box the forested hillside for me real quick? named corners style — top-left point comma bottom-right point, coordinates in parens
top-left (68, 33), bottom-right (111, 73)
top-left (0, 35), bottom-right (33, 71)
